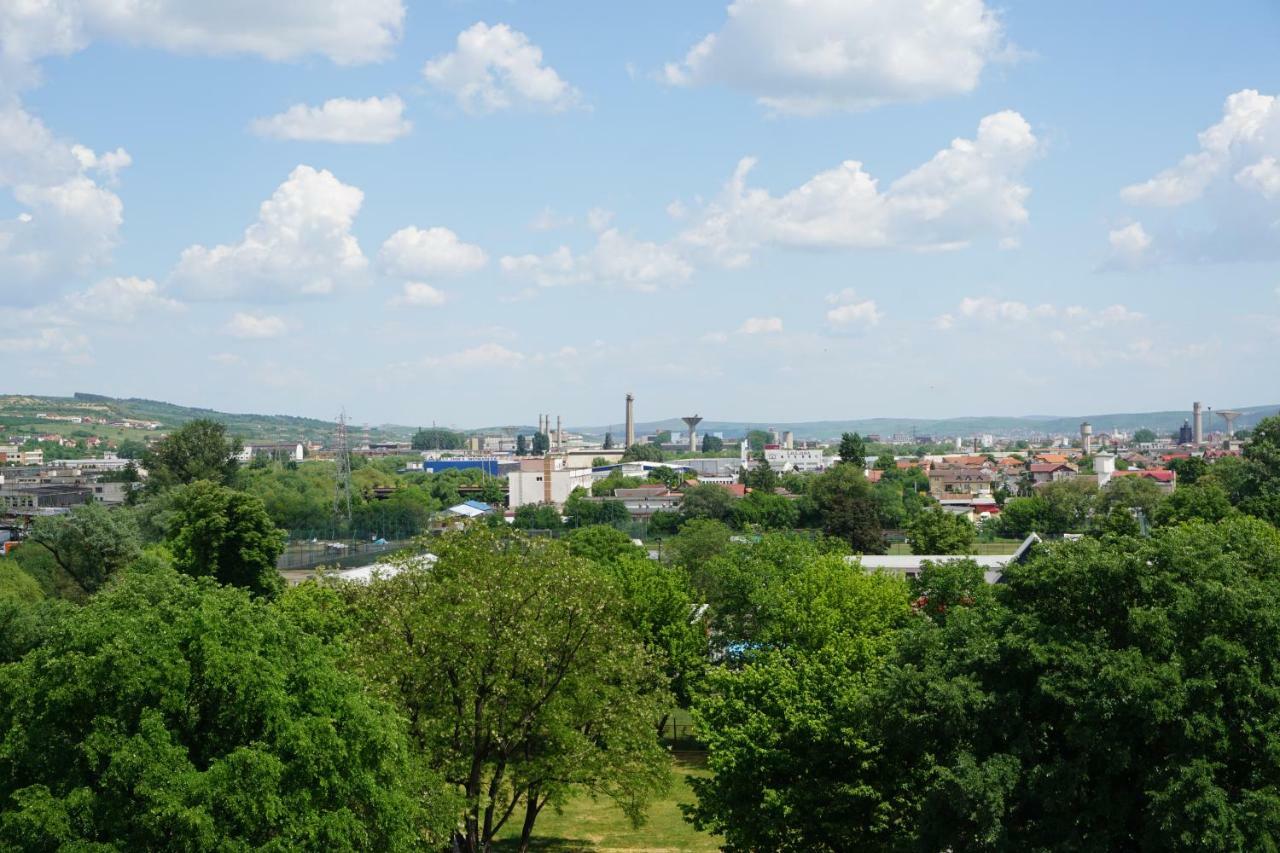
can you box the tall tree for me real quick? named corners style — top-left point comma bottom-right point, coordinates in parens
top-left (411, 427), bottom-right (465, 450)
top-left (142, 419), bottom-right (242, 489)
top-left (26, 502), bottom-right (142, 596)
top-left (342, 530), bottom-right (670, 853)
top-left (530, 431), bottom-right (550, 455)
top-left (906, 507), bottom-right (976, 555)
top-left (603, 431), bottom-right (614, 450)
top-left (0, 568), bottom-right (455, 851)
top-left (164, 481), bottom-right (285, 598)
top-left (838, 432), bottom-right (868, 467)
top-left (809, 464), bottom-right (885, 553)
top-left (700, 434), bottom-right (724, 453)
top-left (515, 433), bottom-right (528, 456)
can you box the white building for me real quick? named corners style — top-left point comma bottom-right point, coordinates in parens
top-left (507, 457), bottom-right (595, 508)
top-left (762, 445), bottom-right (827, 472)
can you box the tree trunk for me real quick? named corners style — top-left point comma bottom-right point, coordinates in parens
top-left (517, 784), bottom-right (545, 853)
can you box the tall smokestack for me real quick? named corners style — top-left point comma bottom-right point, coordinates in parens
top-left (625, 394), bottom-right (635, 448)
top-left (556, 415), bottom-right (562, 451)
top-left (1193, 401), bottom-right (1203, 445)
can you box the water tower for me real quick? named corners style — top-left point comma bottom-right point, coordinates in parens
top-left (682, 416), bottom-right (702, 453)
top-left (1080, 421), bottom-right (1093, 454)
top-left (1217, 410), bottom-right (1242, 439)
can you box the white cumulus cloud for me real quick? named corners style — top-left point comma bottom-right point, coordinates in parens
top-left (250, 95), bottom-right (410, 144)
top-left (423, 23), bottom-right (581, 114)
top-left (681, 110), bottom-right (1038, 265)
top-left (825, 289), bottom-right (882, 328)
top-left (2, 0), bottom-right (404, 82)
top-left (171, 165), bottom-right (368, 300)
top-left (224, 312), bottom-right (287, 339)
top-left (501, 229), bottom-right (692, 291)
top-left (390, 282), bottom-right (447, 308)
top-left (1114, 89), bottom-right (1280, 263)
top-left (62, 276), bottom-right (183, 322)
top-left (1105, 222), bottom-right (1153, 269)
top-left (0, 104), bottom-right (129, 301)
top-left (738, 316), bottom-right (783, 334)
top-left (663, 0), bottom-right (1011, 115)
top-left (421, 342), bottom-right (523, 369)
top-left (1122, 90), bottom-right (1279, 207)
top-left (379, 226), bottom-right (488, 278)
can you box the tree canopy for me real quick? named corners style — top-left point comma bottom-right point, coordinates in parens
top-left (0, 568), bottom-right (455, 851)
top-left (163, 481), bottom-right (286, 598)
top-left (339, 530), bottom-right (670, 852)
top-left (142, 419), bottom-right (242, 490)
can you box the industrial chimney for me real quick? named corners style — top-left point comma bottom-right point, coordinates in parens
top-left (625, 394), bottom-right (635, 448)
top-left (782, 430), bottom-right (794, 449)
top-left (1193, 401), bottom-right (1203, 445)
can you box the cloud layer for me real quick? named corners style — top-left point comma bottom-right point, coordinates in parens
top-left (664, 0), bottom-right (1009, 114)
top-left (424, 23), bottom-right (581, 114)
top-left (250, 96), bottom-right (411, 144)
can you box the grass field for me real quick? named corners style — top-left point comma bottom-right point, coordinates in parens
top-left (886, 540), bottom-right (1022, 555)
top-left (493, 752), bottom-right (720, 852)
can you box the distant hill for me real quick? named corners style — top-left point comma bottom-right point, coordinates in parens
top-left (566, 405), bottom-right (1280, 442)
top-left (6, 393), bottom-right (1276, 445)
top-left (0, 393), bottom-right (348, 443)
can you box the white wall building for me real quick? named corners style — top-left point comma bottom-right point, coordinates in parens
top-left (762, 445), bottom-right (827, 472)
top-left (507, 456), bottom-right (594, 508)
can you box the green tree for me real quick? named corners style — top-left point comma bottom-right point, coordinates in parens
top-left (602, 431), bottom-right (614, 449)
top-left (164, 481), bottom-right (286, 597)
top-left (516, 434), bottom-right (528, 456)
top-left (809, 464), bottom-right (885, 553)
top-left (142, 419), bottom-right (242, 489)
top-left (342, 530), bottom-right (670, 853)
top-left (1152, 481), bottom-right (1237, 527)
top-left (906, 507), bottom-right (976, 554)
top-left (1133, 427), bottom-right (1157, 444)
top-left (0, 568), bottom-right (455, 850)
top-left (838, 432), bottom-right (868, 466)
top-left (530, 431), bottom-right (550, 455)
top-left (411, 427), bottom-right (464, 450)
top-left (741, 456), bottom-right (779, 492)
top-left (26, 502), bottom-right (142, 596)
top-left (1169, 455), bottom-right (1209, 485)
top-left (115, 438), bottom-right (148, 459)
top-left (512, 503), bottom-right (563, 530)
top-left (680, 483), bottom-right (738, 523)
top-left (874, 452), bottom-right (896, 471)
top-left (647, 465), bottom-right (684, 489)
top-left (665, 518), bottom-right (732, 580)
top-left (746, 430), bottom-right (771, 452)
top-left (700, 434), bottom-right (724, 453)
top-left (1097, 473), bottom-right (1164, 519)
top-left (621, 442), bottom-right (664, 462)
top-left (647, 510), bottom-right (682, 536)
top-left (731, 490), bottom-right (801, 530)
top-left (685, 551), bottom-right (909, 849)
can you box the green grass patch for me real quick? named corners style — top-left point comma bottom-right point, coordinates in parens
top-left (493, 752), bottom-right (720, 852)
top-left (887, 540), bottom-right (1022, 556)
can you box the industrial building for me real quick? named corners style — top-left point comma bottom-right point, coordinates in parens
top-left (507, 456), bottom-right (594, 508)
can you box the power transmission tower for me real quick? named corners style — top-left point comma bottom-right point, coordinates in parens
top-left (333, 409), bottom-right (353, 526)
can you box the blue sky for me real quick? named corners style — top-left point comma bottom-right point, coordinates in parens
top-left (3, 1), bottom-right (1278, 428)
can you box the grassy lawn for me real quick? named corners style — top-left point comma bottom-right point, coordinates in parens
top-left (493, 752), bottom-right (720, 852)
top-left (886, 540), bottom-right (1022, 556)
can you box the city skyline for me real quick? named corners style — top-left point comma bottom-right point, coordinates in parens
top-left (3, 1), bottom-right (1279, 425)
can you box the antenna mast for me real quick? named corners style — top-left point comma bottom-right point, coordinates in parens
top-left (333, 409), bottom-right (353, 524)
